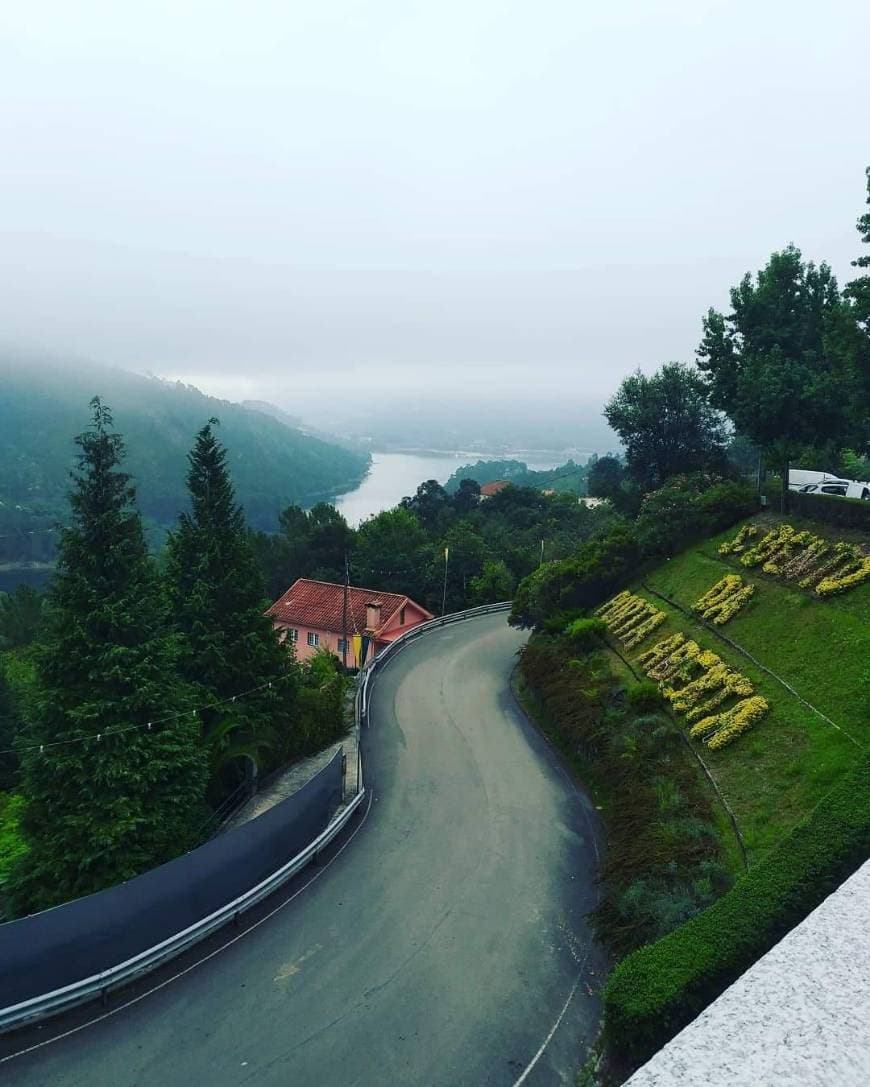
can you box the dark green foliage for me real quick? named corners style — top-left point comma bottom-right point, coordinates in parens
top-left (604, 751), bottom-right (870, 1070)
top-left (8, 400), bottom-right (207, 916)
top-left (294, 651), bottom-right (348, 755)
top-left (0, 793), bottom-right (27, 909)
top-left (444, 458), bottom-right (591, 496)
top-left (0, 358), bottom-right (370, 564)
top-left (842, 167), bottom-right (870, 441)
top-left (469, 559), bottom-right (514, 606)
top-left (511, 524), bottom-right (642, 627)
top-left (401, 479), bottom-right (452, 532)
top-left (697, 246), bottom-right (855, 512)
top-left (625, 681), bottom-right (661, 713)
top-left (0, 669), bottom-right (21, 792)
top-left (588, 455), bottom-right (626, 499)
top-left (511, 479), bottom-right (756, 629)
top-left (439, 522), bottom-right (488, 613)
top-left (251, 479), bottom-right (616, 617)
top-left (788, 489), bottom-right (870, 528)
top-left (520, 637), bottom-right (731, 960)
top-left (0, 587), bottom-right (44, 650)
top-left (696, 481), bottom-right (759, 531)
top-left (604, 363), bottom-right (729, 489)
top-left (452, 478), bottom-right (482, 514)
top-left (166, 421), bottom-right (300, 793)
top-left (564, 616), bottom-right (606, 650)
top-left (250, 502), bottom-right (353, 601)
top-left (353, 507), bottom-right (431, 604)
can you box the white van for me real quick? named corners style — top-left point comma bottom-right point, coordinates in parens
top-left (788, 469), bottom-right (848, 491)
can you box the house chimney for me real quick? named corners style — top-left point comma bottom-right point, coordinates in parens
top-left (365, 600), bottom-right (382, 630)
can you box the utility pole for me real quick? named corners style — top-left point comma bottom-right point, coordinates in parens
top-left (342, 551), bottom-right (349, 670)
top-left (441, 546), bottom-right (449, 616)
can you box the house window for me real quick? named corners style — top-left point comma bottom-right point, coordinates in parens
top-left (337, 638), bottom-right (349, 654)
top-left (287, 628), bottom-right (299, 643)
top-left (307, 631), bottom-right (319, 648)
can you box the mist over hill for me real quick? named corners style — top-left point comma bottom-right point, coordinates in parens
top-left (0, 355), bottom-right (370, 562)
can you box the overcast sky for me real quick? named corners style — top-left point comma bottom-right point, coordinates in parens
top-left (1, 0), bottom-right (868, 431)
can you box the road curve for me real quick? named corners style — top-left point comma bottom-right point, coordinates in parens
top-left (3, 613), bottom-right (605, 1086)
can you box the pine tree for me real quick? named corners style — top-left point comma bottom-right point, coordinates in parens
top-left (166, 420), bottom-right (299, 793)
top-left (9, 400), bottom-right (206, 915)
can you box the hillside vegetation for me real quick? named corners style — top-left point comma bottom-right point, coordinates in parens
top-left (0, 357), bottom-right (370, 561)
top-left (629, 514), bottom-right (869, 861)
top-left (588, 512), bottom-right (870, 1071)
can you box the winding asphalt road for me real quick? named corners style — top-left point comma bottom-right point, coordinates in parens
top-left (2, 613), bottom-right (605, 1086)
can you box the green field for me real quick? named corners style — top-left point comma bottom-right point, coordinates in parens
top-left (613, 515), bottom-right (870, 863)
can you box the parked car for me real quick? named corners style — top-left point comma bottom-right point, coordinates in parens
top-left (800, 481), bottom-right (870, 501)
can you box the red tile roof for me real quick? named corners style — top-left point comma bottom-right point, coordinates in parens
top-left (480, 480), bottom-right (510, 496)
top-left (266, 578), bottom-right (432, 635)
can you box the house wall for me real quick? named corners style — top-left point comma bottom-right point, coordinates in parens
top-left (377, 600), bottom-right (431, 637)
top-left (276, 623), bottom-right (350, 664)
top-left (275, 599), bottom-right (432, 667)
top-left (276, 623), bottom-right (376, 666)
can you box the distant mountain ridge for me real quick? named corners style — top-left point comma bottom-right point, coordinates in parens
top-left (0, 357), bottom-right (370, 562)
top-left (241, 399), bottom-right (367, 453)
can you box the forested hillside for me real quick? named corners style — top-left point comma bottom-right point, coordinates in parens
top-left (0, 357), bottom-right (370, 561)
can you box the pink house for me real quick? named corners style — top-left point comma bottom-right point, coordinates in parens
top-left (266, 578), bottom-right (434, 666)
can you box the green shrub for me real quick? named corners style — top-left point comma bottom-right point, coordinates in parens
top-left (697, 481), bottom-right (759, 532)
top-left (565, 616), bottom-right (607, 649)
top-left (626, 681), bottom-right (662, 712)
top-left (541, 609), bottom-right (587, 635)
top-left (790, 489), bottom-right (870, 529)
top-left (603, 751), bottom-right (870, 1069)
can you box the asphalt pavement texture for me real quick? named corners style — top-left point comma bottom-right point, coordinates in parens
top-left (3, 612), bottom-right (606, 1086)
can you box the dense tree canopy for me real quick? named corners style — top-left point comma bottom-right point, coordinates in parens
top-left (697, 246), bottom-right (851, 510)
top-left (587, 455), bottom-right (626, 499)
top-left (604, 363), bottom-right (728, 488)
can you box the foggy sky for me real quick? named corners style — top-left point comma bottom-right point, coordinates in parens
top-left (1, 1), bottom-right (868, 431)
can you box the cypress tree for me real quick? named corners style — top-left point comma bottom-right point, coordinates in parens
top-left (9, 399), bottom-right (206, 916)
top-left (166, 420), bottom-right (299, 792)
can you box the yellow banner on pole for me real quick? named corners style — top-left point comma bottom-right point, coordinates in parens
top-left (352, 633), bottom-right (362, 666)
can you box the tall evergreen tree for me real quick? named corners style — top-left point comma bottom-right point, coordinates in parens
top-left (9, 400), bottom-right (206, 916)
top-left (166, 420), bottom-right (299, 790)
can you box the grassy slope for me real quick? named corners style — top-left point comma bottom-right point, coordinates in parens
top-left (619, 517), bottom-right (869, 863)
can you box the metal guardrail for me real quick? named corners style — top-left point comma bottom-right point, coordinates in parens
top-left (1, 600), bottom-right (511, 1033)
top-left (357, 601), bottom-right (513, 724)
top-left (0, 763), bottom-right (366, 1033)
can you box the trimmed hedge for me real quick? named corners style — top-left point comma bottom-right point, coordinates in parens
top-left (603, 751), bottom-right (870, 1068)
top-left (789, 489), bottom-right (870, 529)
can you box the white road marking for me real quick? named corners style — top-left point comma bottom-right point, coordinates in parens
top-left (511, 967), bottom-right (585, 1087)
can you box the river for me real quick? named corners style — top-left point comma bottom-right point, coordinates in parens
top-left (0, 451), bottom-right (574, 593)
top-left (331, 450), bottom-right (571, 526)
